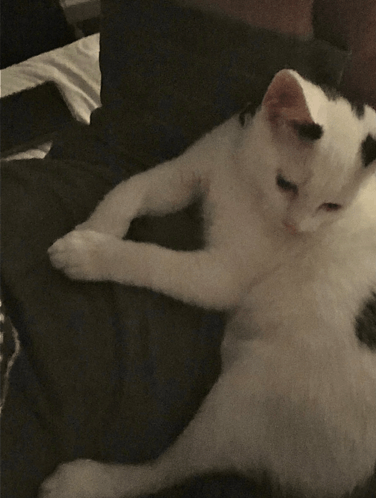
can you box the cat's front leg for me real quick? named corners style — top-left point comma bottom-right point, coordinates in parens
top-left (49, 233), bottom-right (244, 310)
top-left (75, 159), bottom-right (202, 239)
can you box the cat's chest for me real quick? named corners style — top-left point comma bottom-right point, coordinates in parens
top-left (203, 174), bottom-right (286, 278)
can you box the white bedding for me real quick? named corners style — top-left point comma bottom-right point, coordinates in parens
top-left (0, 34), bottom-right (101, 160)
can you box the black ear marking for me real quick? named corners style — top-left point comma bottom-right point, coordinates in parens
top-left (361, 135), bottom-right (376, 168)
top-left (293, 122), bottom-right (323, 141)
top-left (239, 102), bottom-right (256, 127)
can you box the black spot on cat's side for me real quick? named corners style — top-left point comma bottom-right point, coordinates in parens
top-left (356, 293), bottom-right (376, 350)
top-left (361, 135), bottom-right (376, 168)
top-left (293, 122), bottom-right (323, 141)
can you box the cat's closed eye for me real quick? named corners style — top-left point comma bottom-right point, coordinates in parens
top-left (276, 173), bottom-right (298, 195)
top-left (320, 203), bottom-right (342, 212)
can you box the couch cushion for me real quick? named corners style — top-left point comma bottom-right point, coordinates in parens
top-left (87, 0), bottom-right (348, 167)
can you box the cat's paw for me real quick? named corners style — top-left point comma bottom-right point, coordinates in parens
top-left (48, 230), bottom-right (117, 281)
top-left (39, 459), bottom-right (117, 498)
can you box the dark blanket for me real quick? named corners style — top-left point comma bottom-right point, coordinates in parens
top-left (2, 1), bottom-right (375, 497)
top-left (1, 158), bottom-right (226, 498)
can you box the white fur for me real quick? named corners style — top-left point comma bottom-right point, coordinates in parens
top-left (43, 70), bottom-right (376, 498)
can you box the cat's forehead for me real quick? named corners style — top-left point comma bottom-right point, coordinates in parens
top-left (287, 101), bottom-right (376, 201)
top-left (310, 98), bottom-right (376, 177)
top-left (323, 94), bottom-right (375, 146)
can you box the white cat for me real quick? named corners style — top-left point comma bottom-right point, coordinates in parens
top-left (43, 69), bottom-right (376, 498)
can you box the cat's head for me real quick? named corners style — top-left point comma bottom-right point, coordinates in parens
top-left (239, 69), bottom-right (376, 235)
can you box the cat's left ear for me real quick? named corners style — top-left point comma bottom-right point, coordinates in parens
top-left (262, 69), bottom-right (323, 139)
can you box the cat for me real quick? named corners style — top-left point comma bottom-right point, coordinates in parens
top-left (42, 69), bottom-right (376, 498)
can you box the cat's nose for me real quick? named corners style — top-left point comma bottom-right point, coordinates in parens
top-left (283, 222), bottom-right (298, 235)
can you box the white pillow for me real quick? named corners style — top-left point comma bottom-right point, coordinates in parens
top-left (0, 34), bottom-right (101, 160)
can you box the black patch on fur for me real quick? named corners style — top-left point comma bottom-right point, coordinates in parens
top-left (355, 293), bottom-right (376, 350)
top-left (319, 85), bottom-right (365, 118)
top-left (239, 102), bottom-right (256, 127)
top-left (320, 85), bottom-right (341, 102)
top-left (361, 135), bottom-right (376, 168)
top-left (293, 122), bottom-right (323, 141)
top-left (351, 101), bottom-right (365, 119)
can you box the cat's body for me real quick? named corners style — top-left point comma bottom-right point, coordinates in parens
top-left (42, 70), bottom-right (376, 498)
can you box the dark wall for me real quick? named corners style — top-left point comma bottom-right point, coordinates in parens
top-left (1, 0), bottom-right (75, 69)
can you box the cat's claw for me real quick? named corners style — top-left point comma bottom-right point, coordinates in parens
top-left (48, 230), bottom-right (116, 280)
top-left (39, 459), bottom-right (117, 498)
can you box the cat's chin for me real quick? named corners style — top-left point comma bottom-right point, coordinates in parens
top-left (277, 221), bottom-right (318, 238)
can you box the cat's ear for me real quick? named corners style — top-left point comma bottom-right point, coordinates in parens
top-left (262, 70), bottom-right (322, 139)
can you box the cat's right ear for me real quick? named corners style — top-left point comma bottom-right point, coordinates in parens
top-left (262, 70), bottom-right (314, 127)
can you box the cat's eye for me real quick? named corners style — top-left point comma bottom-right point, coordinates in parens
top-left (320, 203), bottom-right (342, 212)
top-left (276, 173), bottom-right (298, 195)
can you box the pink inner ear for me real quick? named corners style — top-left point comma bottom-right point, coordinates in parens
top-left (263, 70), bottom-right (314, 125)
